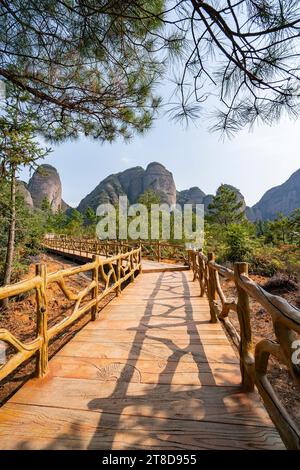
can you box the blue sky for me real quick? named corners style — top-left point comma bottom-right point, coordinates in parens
top-left (20, 105), bottom-right (300, 209)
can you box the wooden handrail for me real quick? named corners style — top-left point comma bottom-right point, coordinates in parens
top-left (188, 249), bottom-right (300, 450)
top-left (0, 247), bottom-right (142, 382)
top-left (3, 239), bottom-right (298, 448)
top-left (43, 235), bottom-right (189, 264)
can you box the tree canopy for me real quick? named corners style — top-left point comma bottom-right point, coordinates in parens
top-left (207, 185), bottom-right (245, 225)
top-left (0, 93), bottom-right (50, 297)
top-left (2, 1), bottom-right (300, 137)
top-left (0, 1), bottom-right (165, 141)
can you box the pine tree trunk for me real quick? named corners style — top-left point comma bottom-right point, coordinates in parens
top-left (1, 164), bottom-right (16, 309)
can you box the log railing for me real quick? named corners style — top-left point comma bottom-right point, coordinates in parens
top-left (43, 235), bottom-right (188, 264)
top-left (43, 236), bottom-right (132, 258)
top-left (0, 247), bottom-right (141, 383)
top-left (189, 249), bottom-right (300, 450)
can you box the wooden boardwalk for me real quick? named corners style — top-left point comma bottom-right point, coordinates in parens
top-left (45, 244), bottom-right (189, 273)
top-left (0, 270), bottom-right (284, 450)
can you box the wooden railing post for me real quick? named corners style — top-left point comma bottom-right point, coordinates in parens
top-left (189, 249), bottom-right (194, 271)
top-left (234, 262), bottom-right (255, 391)
top-left (91, 255), bottom-right (99, 320)
top-left (189, 249), bottom-right (193, 273)
top-left (207, 252), bottom-right (218, 323)
top-left (130, 253), bottom-right (135, 283)
top-left (198, 250), bottom-right (205, 297)
top-left (116, 255), bottom-right (121, 296)
top-left (35, 264), bottom-right (48, 378)
top-left (207, 253), bottom-right (217, 300)
top-left (192, 250), bottom-right (197, 281)
top-left (139, 244), bottom-right (143, 274)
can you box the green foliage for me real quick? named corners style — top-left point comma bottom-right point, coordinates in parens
top-left (0, 93), bottom-right (51, 170)
top-left (2, 2), bottom-right (300, 136)
top-left (204, 208), bottom-right (299, 277)
top-left (41, 197), bottom-right (51, 212)
top-left (43, 209), bottom-right (68, 234)
top-left (224, 223), bottom-right (255, 263)
top-left (255, 211), bottom-right (300, 246)
top-left (167, 2), bottom-right (300, 134)
top-left (84, 207), bottom-right (98, 237)
top-left (0, 92), bottom-right (51, 289)
top-left (266, 213), bottom-right (291, 244)
top-left (249, 247), bottom-right (285, 277)
top-left (207, 185), bottom-right (245, 226)
top-left (287, 209), bottom-right (300, 245)
top-left (65, 209), bottom-right (84, 236)
top-left (137, 189), bottom-right (161, 210)
top-left (0, 179), bottom-right (44, 282)
top-left (85, 207), bottom-right (97, 226)
top-left (1, 1), bottom-right (165, 142)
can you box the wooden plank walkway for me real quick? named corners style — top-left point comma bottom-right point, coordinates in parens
top-left (45, 245), bottom-right (189, 273)
top-left (0, 270), bottom-right (284, 450)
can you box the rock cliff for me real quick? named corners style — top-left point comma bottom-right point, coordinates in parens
top-left (20, 161), bottom-right (300, 220)
top-left (16, 181), bottom-right (34, 209)
top-left (77, 162), bottom-right (177, 213)
top-left (27, 164), bottom-right (63, 212)
top-left (247, 169), bottom-right (300, 220)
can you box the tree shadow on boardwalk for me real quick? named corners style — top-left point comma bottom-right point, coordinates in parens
top-left (84, 272), bottom-right (270, 449)
top-left (14, 271), bottom-right (282, 450)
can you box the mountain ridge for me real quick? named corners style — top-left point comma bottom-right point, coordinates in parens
top-left (20, 162), bottom-right (300, 220)
top-left (77, 161), bottom-right (176, 214)
top-left (247, 168), bottom-right (300, 221)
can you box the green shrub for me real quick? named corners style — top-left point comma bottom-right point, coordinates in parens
top-left (249, 250), bottom-right (283, 276)
top-left (224, 223), bottom-right (254, 263)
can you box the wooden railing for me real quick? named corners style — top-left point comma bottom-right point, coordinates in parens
top-left (43, 236), bottom-right (132, 258)
top-left (43, 235), bottom-right (188, 264)
top-left (189, 249), bottom-right (300, 450)
top-left (0, 247), bottom-right (141, 382)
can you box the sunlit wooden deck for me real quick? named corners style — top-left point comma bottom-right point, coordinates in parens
top-left (0, 270), bottom-right (284, 449)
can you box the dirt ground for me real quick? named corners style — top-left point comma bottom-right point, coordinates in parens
top-left (220, 275), bottom-right (300, 429)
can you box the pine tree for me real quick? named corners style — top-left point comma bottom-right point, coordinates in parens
top-left (0, 94), bottom-right (49, 307)
top-left (0, 1), bottom-right (164, 141)
top-left (137, 189), bottom-right (161, 211)
top-left (2, 2), bottom-right (300, 135)
top-left (207, 186), bottom-right (245, 226)
top-left (66, 210), bottom-right (84, 236)
top-left (85, 207), bottom-right (97, 226)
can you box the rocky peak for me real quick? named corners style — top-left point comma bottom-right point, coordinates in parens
top-left (143, 162), bottom-right (176, 205)
top-left (25, 160), bottom-right (298, 221)
top-left (118, 166), bottom-right (144, 203)
top-left (28, 164), bottom-right (62, 212)
top-left (16, 180), bottom-right (34, 209)
top-left (177, 187), bottom-right (206, 206)
top-left (77, 162), bottom-right (177, 212)
top-left (248, 168), bottom-right (300, 220)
